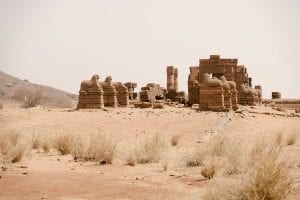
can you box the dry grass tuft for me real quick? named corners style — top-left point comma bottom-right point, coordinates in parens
top-left (84, 134), bottom-right (118, 164)
top-left (125, 150), bottom-right (136, 166)
top-left (222, 138), bottom-right (244, 175)
top-left (71, 134), bottom-right (118, 164)
top-left (41, 137), bottom-right (51, 153)
top-left (0, 131), bottom-right (29, 162)
top-left (53, 134), bottom-right (75, 155)
top-left (203, 140), bottom-right (291, 200)
top-left (286, 133), bottom-right (297, 145)
top-left (170, 134), bottom-right (181, 146)
top-left (208, 134), bottom-right (227, 156)
top-left (31, 133), bottom-right (41, 149)
top-left (126, 134), bottom-right (165, 164)
top-left (275, 131), bottom-right (283, 146)
top-left (71, 135), bottom-right (87, 161)
top-left (201, 160), bottom-right (216, 179)
top-left (185, 146), bottom-right (208, 167)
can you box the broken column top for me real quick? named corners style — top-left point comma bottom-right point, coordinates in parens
top-left (167, 66), bottom-right (177, 73)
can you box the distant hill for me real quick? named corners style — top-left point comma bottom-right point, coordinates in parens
top-left (0, 70), bottom-right (77, 108)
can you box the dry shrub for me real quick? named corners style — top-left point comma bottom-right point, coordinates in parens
top-left (41, 137), bottom-right (51, 153)
top-left (0, 131), bottom-right (29, 163)
top-left (126, 134), bottom-right (165, 164)
top-left (12, 89), bottom-right (43, 108)
top-left (31, 133), bottom-right (41, 149)
top-left (208, 134), bottom-right (227, 156)
top-left (201, 160), bottom-right (216, 179)
top-left (274, 132), bottom-right (283, 146)
top-left (286, 133), bottom-right (297, 145)
top-left (53, 134), bottom-right (75, 155)
top-left (184, 134), bottom-right (227, 168)
top-left (170, 134), bottom-right (181, 146)
top-left (203, 140), bottom-right (291, 200)
top-left (162, 160), bottom-right (168, 171)
top-left (31, 133), bottom-right (51, 153)
top-left (84, 134), bottom-right (118, 164)
top-left (125, 150), bottom-right (136, 166)
top-left (71, 135), bottom-right (87, 161)
top-left (222, 138), bottom-right (244, 175)
top-left (71, 134), bottom-right (118, 164)
top-left (185, 146), bottom-right (208, 167)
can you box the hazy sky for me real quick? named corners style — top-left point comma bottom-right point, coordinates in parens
top-left (0, 0), bottom-right (299, 98)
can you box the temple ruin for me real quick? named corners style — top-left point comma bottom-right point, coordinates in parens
top-left (78, 55), bottom-right (263, 111)
top-left (188, 55), bottom-right (262, 111)
top-left (139, 83), bottom-right (166, 103)
top-left (165, 66), bottom-right (187, 104)
top-left (77, 75), bottom-right (130, 109)
top-left (124, 82), bottom-right (137, 100)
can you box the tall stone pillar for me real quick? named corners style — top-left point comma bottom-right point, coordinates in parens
top-left (166, 66), bottom-right (175, 90)
top-left (174, 68), bottom-right (178, 92)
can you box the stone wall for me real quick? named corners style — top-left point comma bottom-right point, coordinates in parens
top-left (188, 55), bottom-right (262, 108)
top-left (140, 83), bottom-right (166, 103)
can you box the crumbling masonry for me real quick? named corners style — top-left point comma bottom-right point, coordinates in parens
top-left (77, 75), bottom-right (131, 109)
top-left (188, 55), bottom-right (262, 111)
top-left (165, 66), bottom-right (187, 104)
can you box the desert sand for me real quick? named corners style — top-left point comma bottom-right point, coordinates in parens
top-left (0, 101), bottom-right (299, 200)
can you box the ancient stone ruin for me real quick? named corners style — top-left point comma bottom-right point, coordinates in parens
top-left (139, 83), bottom-right (166, 103)
top-left (165, 66), bottom-right (187, 104)
top-left (124, 82), bottom-right (137, 100)
top-left (77, 74), bottom-right (104, 109)
top-left (272, 91), bottom-right (281, 99)
top-left (77, 75), bottom-right (130, 109)
top-left (188, 55), bottom-right (262, 111)
top-left (78, 55), bottom-right (263, 111)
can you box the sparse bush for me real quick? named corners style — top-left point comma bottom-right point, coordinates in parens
top-left (223, 138), bottom-right (243, 175)
top-left (41, 138), bottom-right (51, 153)
top-left (201, 160), bottom-right (216, 179)
top-left (134, 134), bottom-right (165, 164)
top-left (286, 133), bottom-right (297, 145)
top-left (53, 134), bottom-right (75, 155)
top-left (71, 135), bottom-right (86, 161)
top-left (126, 134), bottom-right (165, 165)
top-left (31, 133), bottom-right (51, 153)
top-left (31, 133), bottom-right (41, 149)
top-left (84, 134), bottom-right (118, 164)
top-left (170, 134), bottom-right (180, 146)
top-left (185, 146), bottom-right (208, 167)
top-left (275, 132), bottom-right (283, 146)
top-left (12, 89), bottom-right (43, 108)
top-left (203, 140), bottom-right (291, 200)
top-left (208, 134), bottom-right (227, 156)
top-left (0, 131), bottom-right (29, 163)
top-left (125, 150), bottom-right (136, 166)
top-left (23, 90), bottom-right (43, 108)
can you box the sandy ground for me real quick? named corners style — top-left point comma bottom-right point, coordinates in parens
top-left (0, 102), bottom-right (299, 200)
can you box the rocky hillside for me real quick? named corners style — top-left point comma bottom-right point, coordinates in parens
top-left (0, 70), bottom-right (77, 108)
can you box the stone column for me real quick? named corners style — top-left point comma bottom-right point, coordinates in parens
top-left (166, 66), bottom-right (175, 91)
top-left (174, 68), bottom-right (178, 92)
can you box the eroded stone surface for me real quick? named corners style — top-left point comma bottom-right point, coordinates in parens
top-left (188, 55), bottom-right (262, 111)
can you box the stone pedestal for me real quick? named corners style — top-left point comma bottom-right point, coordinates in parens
top-left (103, 86), bottom-right (117, 108)
top-left (77, 88), bottom-right (104, 109)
